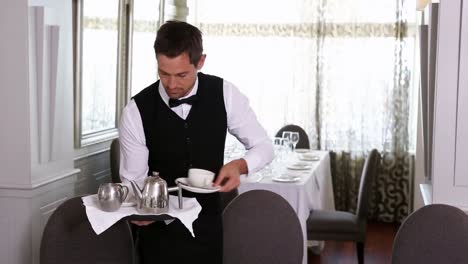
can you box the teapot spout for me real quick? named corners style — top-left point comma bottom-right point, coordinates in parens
top-left (130, 180), bottom-right (143, 201)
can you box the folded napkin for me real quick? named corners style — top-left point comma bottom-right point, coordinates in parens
top-left (82, 194), bottom-right (201, 236)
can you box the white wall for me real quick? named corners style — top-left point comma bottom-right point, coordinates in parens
top-left (0, 1), bottom-right (82, 263)
top-left (0, 0), bottom-right (32, 186)
top-left (0, 0), bottom-right (77, 187)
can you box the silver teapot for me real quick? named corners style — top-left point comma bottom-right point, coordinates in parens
top-left (130, 172), bottom-right (183, 214)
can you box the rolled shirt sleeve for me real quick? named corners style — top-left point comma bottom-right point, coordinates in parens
top-left (119, 100), bottom-right (149, 188)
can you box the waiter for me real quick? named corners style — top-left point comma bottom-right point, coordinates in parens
top-left (119, 20), bottom-right (274, 264)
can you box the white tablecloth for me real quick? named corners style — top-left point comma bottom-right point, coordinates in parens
top-left (82, 194), bottom-right (202, 236)
top-left (238, 150), bottom-right (335, 264)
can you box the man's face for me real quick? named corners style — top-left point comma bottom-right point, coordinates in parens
top-left (157, 52), bottom-right (205, 99)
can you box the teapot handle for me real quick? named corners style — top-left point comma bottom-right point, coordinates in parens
top-left (119, 185), bottom-right (129, 202)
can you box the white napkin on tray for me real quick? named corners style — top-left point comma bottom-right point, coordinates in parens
top-left (82, 194), bottom-right (201, 236)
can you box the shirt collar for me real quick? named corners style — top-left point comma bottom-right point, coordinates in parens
top-left (158, 77), bottom-right (199, 106)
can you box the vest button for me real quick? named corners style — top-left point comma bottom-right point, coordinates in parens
top-left (184, 123), bottom-right (189, 128)
top-left (186, 137), bottom-right (191, 143)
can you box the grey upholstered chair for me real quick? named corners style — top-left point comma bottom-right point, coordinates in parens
top-left (110, 138), bottom-right (121, 183)
top-left (223, 190), bottom-right (303, 264)
top-left (306, 149), bottom-right (380, 264)
top-left (275, 124), bottom-right (310, 149)
top-left (40, 196), bottom-right (135, 264)
top-left (391, 204), bottom-right (468, 264)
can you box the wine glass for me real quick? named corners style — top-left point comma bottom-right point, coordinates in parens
top-left (290, 132), bottom-right (300, 152)
top-left (280, 137), bottom-right (293, 164)
top-left (282, 131), bottom-right (293, 151)
top-left (273, 137), bottom-right (283, 147)
top-left (273, 137), bottom-right (283, 155)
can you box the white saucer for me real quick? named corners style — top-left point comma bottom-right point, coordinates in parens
top-left (175, 178), bottom-right (220, 194)
top-left (122, 201), bottom-right (137, 207)
top-left (295, 148), bottom-right (310, 154)
top-left (122, 196), bottom-right (137, 207)
top-left (287, 163), bottom-right (312, 170)
top-left (272, 176), bottom-right (301, 183)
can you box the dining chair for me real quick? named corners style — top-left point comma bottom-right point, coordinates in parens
top-left (40, 195), bottom-right (135, 264)
top-left (275, 124), bottom-right (310, 149)
top-left (223, 189), bottom-right (303, 264)
top-left (306, 149), bottom-right (380, 264)
top-left (391, 204), bottom-right (468, 264)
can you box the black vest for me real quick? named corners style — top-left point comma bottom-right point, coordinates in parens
top-left (133, 72), bottom-right (227, 189)
top-left (134, 73), bottom-right (225, 262)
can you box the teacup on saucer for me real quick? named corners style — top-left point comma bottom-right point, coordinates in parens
top-left (188, 168), bottom-right (215, 188)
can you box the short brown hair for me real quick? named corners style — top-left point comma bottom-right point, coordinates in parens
top-left (154, 20), bottom-right (203, 66)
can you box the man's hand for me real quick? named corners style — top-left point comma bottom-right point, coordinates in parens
top-left (131, 220), bottom-right (154, 226)
top-left (213, 159), bottom-right (247, 192)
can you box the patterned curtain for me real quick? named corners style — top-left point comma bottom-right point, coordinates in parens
top-left (188, 0), bottom-right (417, 222)
top-left (331, 151), bottom-right (414, 223)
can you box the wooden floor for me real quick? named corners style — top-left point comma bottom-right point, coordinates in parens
top-left (308, 222), bottom-right (400, 264)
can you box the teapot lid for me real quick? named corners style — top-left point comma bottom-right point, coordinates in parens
top-left (146, 172), bottom-right (166, 184)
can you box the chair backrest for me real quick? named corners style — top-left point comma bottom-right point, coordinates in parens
top-left (391, 204), bottom-right (468, 264)
top-left (110, 138), bottom-right (121, 183)
top-left (223, 190), bottom-right (303, 264)
top-left (275, 124), bottom-right (310, 149)
top-left (40, 196), bottom-right (134, 264)
top-left (356, 149), bottom-right (380, 220)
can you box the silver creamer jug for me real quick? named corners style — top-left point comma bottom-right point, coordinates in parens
top-left (97, 183), bottom-right (129, 212)
top-left (130, 172), bottom-right (182, 214)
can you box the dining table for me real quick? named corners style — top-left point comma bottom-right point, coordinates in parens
top-left (237, 150), bottom-right (335, 264)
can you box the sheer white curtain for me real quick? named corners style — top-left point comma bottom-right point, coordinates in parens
top-left (188, 0), bottom-right (320, 140)
top-left (317, 0), bottom-right (417, 153)
top-left (188, 0), bottom-right (416, 151)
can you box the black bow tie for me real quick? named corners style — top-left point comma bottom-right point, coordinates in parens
top-left (168, 95), bottom-right (198, 108)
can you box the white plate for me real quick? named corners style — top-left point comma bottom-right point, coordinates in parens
top-left (175, 178), bottom-right (220, 194)
top-left (295, 148), bottom-right (310, 154)
top-left (287, 163), bottom-right (312, 170)
top-left (272, 176), bottom-right (301, 183)
top-left (299, 155), bottom-right (320, 161)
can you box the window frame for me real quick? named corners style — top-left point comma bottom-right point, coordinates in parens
top-left (73, 0), bottom-right (126, 147)
top-left (74, 0), bottom-right (165, 147)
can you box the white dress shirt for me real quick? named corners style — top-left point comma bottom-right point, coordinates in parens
top-left (119, 76), bottom-right (274, 186)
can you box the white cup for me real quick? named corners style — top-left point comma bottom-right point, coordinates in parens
top-left (188, 168), bottom-right (215, 187)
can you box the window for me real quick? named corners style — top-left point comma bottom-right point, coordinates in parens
top-left (187, 0), bottom-right (417, 152)
top-left (73, 0), bottom-right (161, 147)
top-left (129, 0), bottom-right (161, 96)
